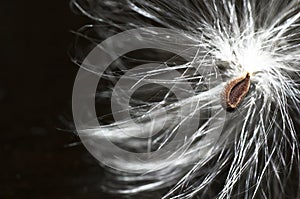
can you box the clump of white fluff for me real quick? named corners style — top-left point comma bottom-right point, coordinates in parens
top-left (71, 0), bottom-right (300, 198)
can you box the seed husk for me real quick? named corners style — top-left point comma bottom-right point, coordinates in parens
top-left (221, 73), bottom-right (251, 111)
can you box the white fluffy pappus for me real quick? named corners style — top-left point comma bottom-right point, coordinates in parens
top-left (70, 0), bottom-right (300, 198)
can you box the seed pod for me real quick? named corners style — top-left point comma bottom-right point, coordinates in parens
top-left (221, 73), bottom-right (251, 111)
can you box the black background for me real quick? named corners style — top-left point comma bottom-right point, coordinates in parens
top-left (1, 1), bottom-right (114, 198)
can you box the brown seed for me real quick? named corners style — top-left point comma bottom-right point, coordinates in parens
top-left (221, 73), bottom-right (251, 111)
